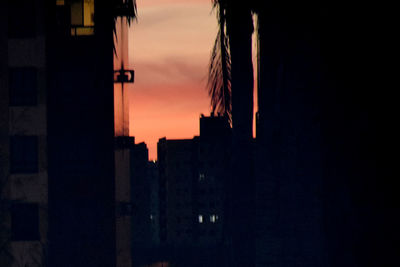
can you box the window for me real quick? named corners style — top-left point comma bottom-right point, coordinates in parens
top-left (10, 136), bottom-right (38, 174)
top-left (198, 214), bottom-right (203, 223)
top-left (70, 0), bottom-right (95, 36)
top-left (9, 67), bottom-right (37, 106)
top-left (55, 0), bottom-right (95, 36)
top-left (199, 173), bottom-right (205, 182)
top-left (11, 203), bottom-right (40, 241)
top-left (8, 0), bottom-right (36, 38)
top-left (210, 214), bottom-right (217, 223)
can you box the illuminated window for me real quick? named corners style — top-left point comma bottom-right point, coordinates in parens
top-left (199, 173), bottom-right (205, 181)
top-left (198, 215), bottom-right (203, 223)
top-left (70, 0), bottom-right (95, 36)
top-left (210, 214), bottom-right (217, 223)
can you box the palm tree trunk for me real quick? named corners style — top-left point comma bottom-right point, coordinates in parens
top-left (225, 4), bottom-right (255, 267)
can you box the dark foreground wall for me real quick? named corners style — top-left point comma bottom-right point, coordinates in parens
top-left (256, 4), bottom-right (396, 267)
top-left (46, 1), bottom-right (116, 267)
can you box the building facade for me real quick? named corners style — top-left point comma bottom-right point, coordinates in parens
top-left (157, 114), bottom-right (231, 266)
top-left (1, 1), bottom-right (48, 266)
top-left (1, 1), bottom-right (135, 267)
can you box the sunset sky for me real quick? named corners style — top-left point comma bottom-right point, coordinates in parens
top-left (128, 0), bottom-right (217, 160)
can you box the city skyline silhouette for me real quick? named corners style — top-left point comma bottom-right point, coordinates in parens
top-left (0, 1), bottom-right (393, 267)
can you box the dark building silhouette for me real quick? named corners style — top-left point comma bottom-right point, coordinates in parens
top-left (253, 4), bottom-right (390, 267)
top-left (157, 114), bottom-right (231, 266)
top-left (1, 1), bottom-right (135, 267)
top-left (128, 142), bottom-right (162, 267)
top-left (46, 1), bottom-right (117, 266)
top-left (130, 142), bottom-right (152, 266)
top-left (1, 2), bottom-right (48, 266)
top-left (148, 161), bottom-right (160, 247)
top-left (114, 136), bottom-right (135, 267)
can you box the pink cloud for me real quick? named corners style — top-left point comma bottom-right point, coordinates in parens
top-left (128, 0), bottom-right (217, 159)
top-left (138, 0), bottom-right (212, 8)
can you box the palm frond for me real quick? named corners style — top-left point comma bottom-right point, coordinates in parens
top-left (113, 0), bottom-right (138, 22)
top-left (207, 3), bottom-right (232, 122)
top-left (113, 0), bottom-right (138, 55)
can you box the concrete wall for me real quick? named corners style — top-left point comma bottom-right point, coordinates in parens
top-left (0, 1), bottom-right (11, 265)
top-left (0, 1), bottom-right (48, 266)
top-left (115, 139), bottom-right (134, 267)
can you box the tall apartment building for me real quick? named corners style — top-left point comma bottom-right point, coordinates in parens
top-left (157, 114), bottom-right (231, 266)
top-left (1, 2), bottom-right (48, 266)
top-left (117, 141), bottom-right (159, 267)
top-left (0, 1), bottom-right (135, 267)
top-left (130, 142), bottom-right (155, 266)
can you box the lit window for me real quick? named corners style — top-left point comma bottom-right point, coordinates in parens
top-left (70, 0), bottom-right (95, 36)
top-left (199, 173), bottom-right (205, 181)
top-left (198, 215), bottom-right (203, 223)
top-left (210, 214), bottom-right (217, 223)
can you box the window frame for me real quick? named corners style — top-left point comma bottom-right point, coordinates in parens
top-left (8, 67), bottom-right (38, 107)
top-left (8, 0), bottom-right (37, 38)
top-left (10, 136), bottom-right (39, 174)
top-left (11, 202), bottom-right (40, 241)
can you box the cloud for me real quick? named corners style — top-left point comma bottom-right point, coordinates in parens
top-left (134, 56), bottom-right (207, 86)
top-left (138, 0), bottom-right (212, 8)
top-left (127, 0), bottom-right (217, 159)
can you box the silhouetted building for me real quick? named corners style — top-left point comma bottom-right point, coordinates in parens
top-left (148, 161), bottom-right (160, 246)
top-left (0, 1), bottom-right (135, 267)
top-left (157, 114), bottom-right (231, 265)
top-left (1, 1), bottom-right (52, 266)
top-left (130, 142), bottom-right (151, 262)
top-left (130, 143), bottom-right (162, 267)
top-left (115, 136), bottom-right (135, 267)
top-left (253, 5), bottom-right (385, 267)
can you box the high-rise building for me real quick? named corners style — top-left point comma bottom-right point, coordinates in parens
top-left (157, 114), bottom-right (231, 265)
top-left (130, 142), bottom-right (155, 266)
top-left (1, 3), bottom-right (48, 266)
top-left (0, 1), bottom-right (135, 267)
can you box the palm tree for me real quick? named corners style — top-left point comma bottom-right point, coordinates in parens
top-left (211, 3), bottom-right (390, 267)
top-left (112, 0), bottom-right (138, 50)
top-left (208, 1), bottom-right (256, 266)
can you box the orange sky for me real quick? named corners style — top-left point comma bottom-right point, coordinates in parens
top-left (128, 0), bottom-right (217, 160)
